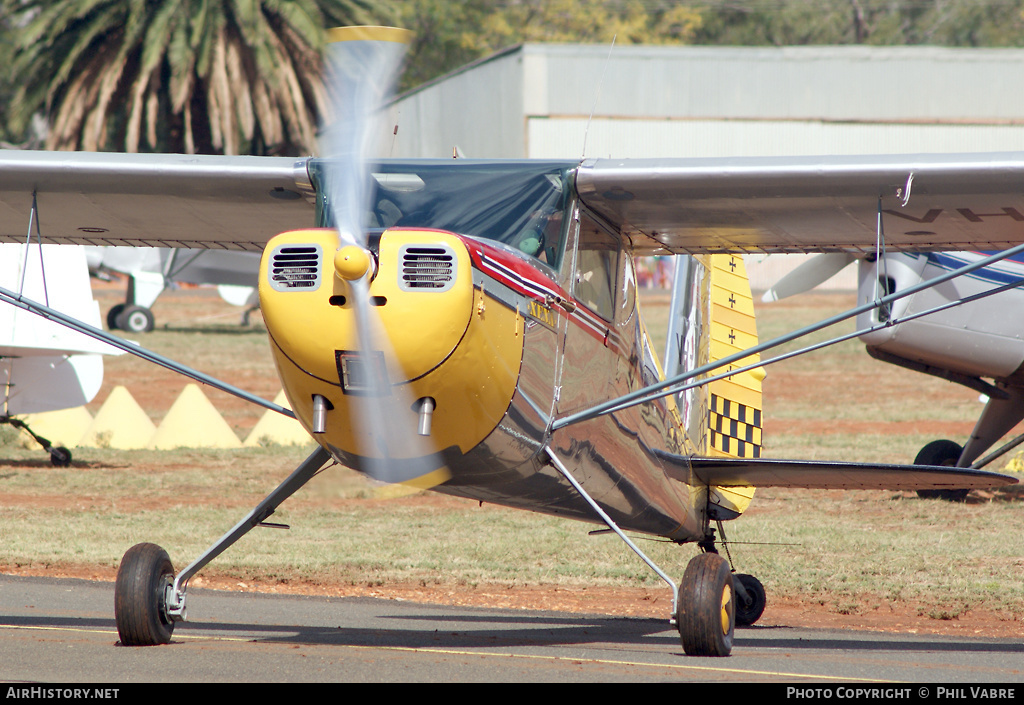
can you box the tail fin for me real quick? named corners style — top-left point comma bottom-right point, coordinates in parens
top-left (662, 254), bottom-right (765, 463)
top-left (707, 254), bottom-right (764, 461)
top-left (703, 254), bottom-right (764, 520)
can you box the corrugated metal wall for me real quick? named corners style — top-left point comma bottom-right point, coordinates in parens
top-left (533, 45), bottom-right (1024, 123)
top-left (531, 118), bottom-right (1024, 159)
top-left (393, 46), bottom-right (528, 159)
top-left (394, 44), bottom-right (1024, 159)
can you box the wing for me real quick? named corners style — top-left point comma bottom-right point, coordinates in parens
top-left (0, 151), bottom-right (315, 251)
top-left (6, 150), bottom-right (1024, 254)
top-left (669, 456), bottom-right (1018, 491)
top-left (576, 152), bottom-right (1024, 255)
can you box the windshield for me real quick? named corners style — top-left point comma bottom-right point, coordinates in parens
top-left (311, 159), bottom-right (576, 269)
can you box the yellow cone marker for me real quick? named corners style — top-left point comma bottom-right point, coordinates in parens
top-left (18, 406), bottom-right (94, 449)
top-left (79, 386), bottom-right (157, 450)
top-left (244, 391), bottom-right (313, 447)
top-left (149, 384), bottom-right (241, 450)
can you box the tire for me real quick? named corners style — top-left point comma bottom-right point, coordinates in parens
top-left (734, 573), bottom-right (767, 627)
top-left (677, 553), bottom-right (735, 657)
top-left (114, 543), bottom-right (176, 646)
top-left (49, 447), bottom-right (71, 467)
top-left (116, 305), bottom-right (155, 333)
top-left (914, 439), bottom-right (970, 502)
top-left (106, 304), bottom-right (126, 330)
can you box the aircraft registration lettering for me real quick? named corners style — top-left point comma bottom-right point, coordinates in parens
top-left (527, 299), bottom-right (556, 329)
top-left (883, 207), bottom-right (1024, 224)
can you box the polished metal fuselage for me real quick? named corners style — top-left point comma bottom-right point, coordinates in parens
top-left (428, 227), bottom-right (705, 542)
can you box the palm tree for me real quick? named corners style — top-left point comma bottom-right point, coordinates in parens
top-left (2, 0), bottom-right (392, 155)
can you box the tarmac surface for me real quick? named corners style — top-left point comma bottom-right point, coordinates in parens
top-left (0, 574), bottom-right (1021, 683)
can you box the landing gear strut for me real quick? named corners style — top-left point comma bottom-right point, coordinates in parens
top-left (113, 446), bottom-right (332, 645)
top-left (1, 415), bottom-right (71, 466)
top-left (546, 448), bottom-right (761, 657)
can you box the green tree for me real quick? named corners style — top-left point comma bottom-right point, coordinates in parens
top-left (2, 0), bottom-right (394, 155)
top-left (396, 0), bottom-right (495, 90)
top-left (689, 0), bottom-right (1024, 47)
top-left (397, 0), bottom-right (703, 91)
top-left (0, 5), bottom-right (16, 145)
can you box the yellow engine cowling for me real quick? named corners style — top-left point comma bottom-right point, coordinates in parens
top-left (259, 228), bottom-right (523, 473)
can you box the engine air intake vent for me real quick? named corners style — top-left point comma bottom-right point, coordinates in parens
top-left (399, 244), bottom-right (456, 292)
top-left (269, 244), bottom-right (322, 292)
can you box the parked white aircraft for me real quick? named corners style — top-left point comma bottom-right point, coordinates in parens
top-left (0, 241), bottom-right (120, 464)
top-left (764, 248), bottom-right (1024, 499)
top-left (86, 247), bottom-right (261, 331)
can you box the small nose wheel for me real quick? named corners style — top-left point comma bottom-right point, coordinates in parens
top-left (114, 543), bottom-right (176, 645)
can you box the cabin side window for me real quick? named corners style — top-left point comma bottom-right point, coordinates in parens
top-left (573, 212), bottom-right (619, 321)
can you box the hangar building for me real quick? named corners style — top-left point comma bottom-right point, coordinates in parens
top-left (390, 44), bottom-right (1024, 288)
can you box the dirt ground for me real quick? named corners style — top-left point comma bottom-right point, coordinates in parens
top-left (4, 285), bottom-right (1021, 641)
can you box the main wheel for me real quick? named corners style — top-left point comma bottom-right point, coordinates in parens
top-left (116, 305), bottom-right (155, 333)
top-left (734, 573), bottom-right (767, 626)
top-left (115, 543), bottom-right (176, 646)
top-left (677, 553), bottom-right (735, 657)
top-left (106, 303), bottom-right (126, 330)
top-left (914, 439), bottom-right (970, 502)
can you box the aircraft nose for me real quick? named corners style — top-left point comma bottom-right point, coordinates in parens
top-left (260, 228), bottom-right (473, 387)
top-left (260, 227), bottom-right (522, 460)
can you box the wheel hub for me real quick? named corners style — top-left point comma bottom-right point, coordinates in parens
top-left (720, 583), bottom-right (733, 635)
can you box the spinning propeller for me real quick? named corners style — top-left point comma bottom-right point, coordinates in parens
top-left (318, 27), bottom-right (449, 487)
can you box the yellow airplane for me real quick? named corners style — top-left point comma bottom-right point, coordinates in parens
top-left (0, 28), bottom-right (1021, 657)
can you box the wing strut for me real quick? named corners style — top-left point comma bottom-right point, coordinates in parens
top-left (658, 266), bottom-right (1024, 422)
top-left (552, 240), bottom-right (1024, 430)
top-left (0, 283), bottom-right (295, 419)
top-left (18, 193), bottom-right (48, 305)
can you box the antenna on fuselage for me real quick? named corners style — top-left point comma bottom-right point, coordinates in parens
top-left (581, 35), bottom-right (616, 160)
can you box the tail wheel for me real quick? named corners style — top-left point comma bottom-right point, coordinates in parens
top-left (115, 543), bottom-right (176, 646)
top-left (677, 552), bottom-right (735, 657)
top-left (734, 573), bottom-right (767, 626)
top-left (914, 440), bottom-right (970, 502)
top-left (48, 447), bottom-right (71, 467)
